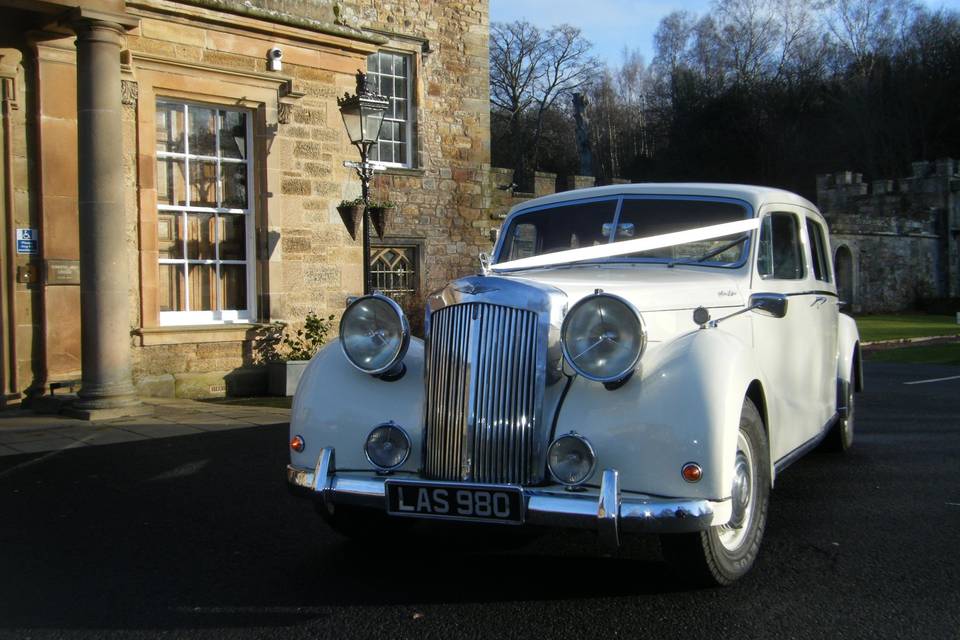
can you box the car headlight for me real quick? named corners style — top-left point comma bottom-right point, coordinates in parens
top-left (339, 294), bottom-right (410, 375)
top-left (547, 433), bottom-right (597, 487)
top-left (364, 423), bottom-right (411, 471)
top-left (560, 292), bottom-right (645, 383)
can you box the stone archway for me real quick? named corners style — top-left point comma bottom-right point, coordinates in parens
top-left (835, 245), bottom-right (855, 310)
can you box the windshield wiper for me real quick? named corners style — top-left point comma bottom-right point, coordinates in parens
top-left (667, 234), bottom-right (749, 268)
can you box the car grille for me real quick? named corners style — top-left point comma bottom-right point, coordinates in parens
top-left (424, 302), bottom-right (540, 484)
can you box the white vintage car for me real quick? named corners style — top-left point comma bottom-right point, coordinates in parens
top-left (286, 183), bottom-right (862, 585)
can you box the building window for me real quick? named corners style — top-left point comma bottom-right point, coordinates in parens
top-left (155, 100), bottom-right (255, 325)
top-left (367, 51), bottom-right (413, 167)
top-left (370, 244), bottom-right (418, 308)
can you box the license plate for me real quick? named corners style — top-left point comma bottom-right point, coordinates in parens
top-left (385, 481), bottom-right (523, 524)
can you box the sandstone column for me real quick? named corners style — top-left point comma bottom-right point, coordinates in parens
top-left (72, 18), bottom-right (139, 413)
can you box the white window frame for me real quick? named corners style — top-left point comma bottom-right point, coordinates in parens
top-left (367, 51), bottom-right (414, 168)
top-left (156, 100), bottom-right (256, 326)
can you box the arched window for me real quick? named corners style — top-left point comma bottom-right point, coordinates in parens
top-left (834, 245), bottom-right (855, 308)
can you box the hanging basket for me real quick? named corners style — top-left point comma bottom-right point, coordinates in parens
top-left (367, 205), bottom-right (395, 240)
top-left (336, 204), bottom-right (364, 241)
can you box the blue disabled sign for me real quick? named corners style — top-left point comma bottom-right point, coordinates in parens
top-left (16, 228), bottom-right (38, 254)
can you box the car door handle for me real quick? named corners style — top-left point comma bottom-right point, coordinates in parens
top-left (811, 296), bottom-right (827, 307)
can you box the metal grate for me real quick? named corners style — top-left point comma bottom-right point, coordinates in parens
top-left (424, 303), bottom-right (540, 484)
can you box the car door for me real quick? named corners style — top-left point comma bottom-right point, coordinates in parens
top-left (751, 206), bottom-right (823, 462)
top-left (803, 214), bottom-right (839, 428)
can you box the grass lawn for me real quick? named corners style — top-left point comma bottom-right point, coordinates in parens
top-left (865, 343), bottom-right (960, 366)
top-left (200, 396), bottom-right (293, 409)
top-left (854, 314), bottom-right (960, 342)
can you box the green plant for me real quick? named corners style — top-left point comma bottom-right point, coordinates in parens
top-left (276, 312), bottom-right (336, 361)
top-left (370, 200), bottom-right (396, 208)
top-left (338, 197), bottom-right (365, 208)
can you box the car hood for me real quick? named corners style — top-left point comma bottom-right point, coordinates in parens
top-left (501, 264), bottom-right (747, 312)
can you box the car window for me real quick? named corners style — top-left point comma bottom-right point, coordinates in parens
top-left (758, 212), bottom-right (804, 279)
top-left (613, 198), bottom-right (750, 264)
top-left (806, 219), bottom-right (831, 283)
top-left (499, 200), bottom-right (617, 262)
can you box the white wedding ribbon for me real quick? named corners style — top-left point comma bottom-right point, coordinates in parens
top-left (491, 217), bottom-right (761, 271)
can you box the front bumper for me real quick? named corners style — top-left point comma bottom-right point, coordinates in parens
top-left (287, 448), bottom-right (731, 548)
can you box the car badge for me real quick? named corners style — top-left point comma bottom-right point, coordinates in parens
top-left (453, 283), bottom-right (498, 296)
top-left (718, 289), bottom-right (737, 297)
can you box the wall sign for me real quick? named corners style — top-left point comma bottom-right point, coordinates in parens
top-left (45, 260), bottom-right (80, 285)
top-left (16, 228), bottom-right (38, 254)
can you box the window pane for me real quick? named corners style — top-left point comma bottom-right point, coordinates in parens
top-left (500, 200), bottom-right (618, 261)
top-left (395, 99), bottom-right (406, 121)
top-left (396, 142), bottom-right (406, 165)
top-left (222, 162), bottom-right (248, 209)
top-left (188, 106), bottom-right (217, 156)
top-left (187, 213), bottom-right (215, 260)
top-left (188, 264), bottom-right (216, 311)
top-left (156, 103), bottom-right (184, 154)
top-left (190, 160), bottom-right (218, 207)
top-left (219, 110), bottom-right (247, 160)
top-left (380, 74), bottom-right (392, 96)
top-left (157, 158), bottom-right (186, 206)
top-left (367, 52), bottom-right (379, 73)
top-left (762, 213), bottom-right (804, 279)
top-left (159, 263), bottom-right (184, 311)
top-left (378, 141), bottom-right (394, 164)
top-left (158, 212), bottom-right (184, 259)
top-left (220, 264), bottom-right (247, 311)
top-left (219, 214), bottom-right (246, 260)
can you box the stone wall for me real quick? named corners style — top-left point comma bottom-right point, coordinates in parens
top-left (816, 159), bottom-right (959, 314)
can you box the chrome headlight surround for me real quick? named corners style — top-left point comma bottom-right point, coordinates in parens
top-left (547, 433), bottom-right (597, 487)
top-left (363, 422), bottom-right (411, 472)
top-left (339, 293), bottom-right (410, 376)
top-left (560, 292), bottom-right (646, 383)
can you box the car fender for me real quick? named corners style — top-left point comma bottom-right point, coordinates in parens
top-left (837, 313), bottom-right (862, 390)
top-left (554, 327), bottom-right (768, 501)
top-left (289, 337), bottom-right (425, 473)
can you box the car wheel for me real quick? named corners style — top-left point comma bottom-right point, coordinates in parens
top-left (661, 397), bottom-right (770, 586)
top-left (823, 375), bottom-right (855, 452)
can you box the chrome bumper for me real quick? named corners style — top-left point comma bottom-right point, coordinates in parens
top-left (287, 448), bottom-right (731, 548)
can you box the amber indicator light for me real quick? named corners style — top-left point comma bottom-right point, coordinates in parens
top-left (290, 435), bottom-right (305, 452)
top-left (681, 462), bottom-right (702, 483)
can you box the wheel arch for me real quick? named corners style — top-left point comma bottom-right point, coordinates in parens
top-left (744, 379), bottom-right (774, 486)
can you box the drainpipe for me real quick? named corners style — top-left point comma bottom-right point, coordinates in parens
top-left (2, 75), bottom-right (17, 397)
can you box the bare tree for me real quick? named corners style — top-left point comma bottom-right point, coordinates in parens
top-left (489, 21), bottom-right (596, 185)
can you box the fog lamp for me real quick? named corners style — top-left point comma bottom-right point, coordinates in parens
top-left (364, 423), bottom-right (411, 472)
top-left (547, 433), bottom-right (597, 487)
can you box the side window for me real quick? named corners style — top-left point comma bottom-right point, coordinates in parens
top-left (757, 213), bottom-right (804, 280)
top-left (806, 219), bottom-right (832, 283)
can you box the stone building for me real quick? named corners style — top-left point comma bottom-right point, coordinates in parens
top-left (0, 0), bottom-right (494, 410)
top-left (817, 159), bottom-right (960, 314)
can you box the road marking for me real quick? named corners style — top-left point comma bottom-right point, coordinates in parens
top-left (947, 502), bottom-right (960, 507)
top-left (0, 432), bottom-right (99, 480)
top-left (904, 375), bottom-right (960, 386)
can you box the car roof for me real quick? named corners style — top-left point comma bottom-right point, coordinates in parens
top-left (507, 182), bottom-right (820, 217)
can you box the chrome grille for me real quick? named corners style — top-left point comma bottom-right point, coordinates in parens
top-left (424, 302), bottom-right (540, 484)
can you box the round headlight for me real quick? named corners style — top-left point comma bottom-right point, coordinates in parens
top-left (560, 293), bottom-right (645, 382)
top-left (547, 433), bottom-right (597, 486)
top-left (364, 423), bottom-right (411, 471)
top-left (340, 294), bottom-right (410, 375)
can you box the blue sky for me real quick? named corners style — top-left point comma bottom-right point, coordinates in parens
top-left (490, 0), bottom-right (960, 68)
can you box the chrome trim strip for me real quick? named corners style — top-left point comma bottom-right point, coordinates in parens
top-left (287, 461), bottom-right (731, 542)
top-left (774, 413), bottom-right (839, 474)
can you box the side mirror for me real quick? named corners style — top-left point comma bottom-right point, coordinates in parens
top-left (749, 293), bottom-right (788, 318)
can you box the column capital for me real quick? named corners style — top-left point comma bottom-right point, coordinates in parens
top-left (65, 7), bottom-right (139, 37)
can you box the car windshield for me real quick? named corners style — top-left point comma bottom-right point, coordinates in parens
top-left (497, 196), bottom-right (752, 267)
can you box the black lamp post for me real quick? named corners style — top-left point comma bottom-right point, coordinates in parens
top-left (338, 71), bottom-right (389, 294)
